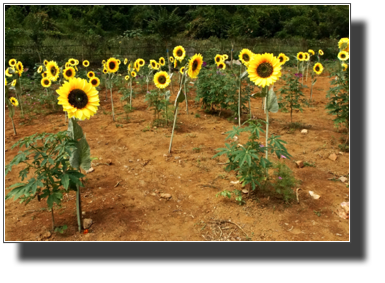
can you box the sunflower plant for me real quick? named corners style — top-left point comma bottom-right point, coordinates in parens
top-left (5, 83), bottom-right (18, 135)
top-left (5, 131), bottom-right (84, 232)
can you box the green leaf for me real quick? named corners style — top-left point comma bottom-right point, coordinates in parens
top-left (67, 118), bottom-right (84, 141)
top-left (69, 136), bottom-right (91, 170)
top-left (61, 174), bottom-right (70, 190)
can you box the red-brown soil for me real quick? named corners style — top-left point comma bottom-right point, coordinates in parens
top-left (4, 68), bottom-right (349, 241)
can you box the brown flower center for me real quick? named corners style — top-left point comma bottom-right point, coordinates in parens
top-left (177, 49), bottom-right (183, 56)
top-left (192, 60), bottom-right (199, 71)
top-left (315, 66), bottom-right (320, 72)
top-left (109, 61), bottom-right (116, 70)
top-left (51, 67), bottom-right (57, 76)
top-left (242, 53), bottom-right (250, 62)
top-left (68, 89), bottom-right (88, 109)
top-left (158, 75), bottom-right (166, 84)
top-left (65, 69), bottom-right (72, 77)
top-left (256, 62), bottom-right (273, 78)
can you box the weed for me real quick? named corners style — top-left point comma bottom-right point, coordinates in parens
top-left (195, 113), bottom-right (200, 118)
top-left (303, 161), bottom-right (316, 167)
top-left (314, 210), bottom-right (322, 217)
top-left (192, 147), bottom-right (201, 153)
top-left (142, 125), bottom-right (151, 132)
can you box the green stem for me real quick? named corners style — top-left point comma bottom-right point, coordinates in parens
top-left (184, 75), bottom-right (188, 115)
top-left (18, 78), bottom-right (24, 117)
top-left (169, 105), bottom-right (178, 154)
top-left (130, 77), bottom-right (133, 110)
top-left (109, 74), bottom-right (115, 121)
top-left (105, 74), bottom-right (108, 101)
top-left (76, 184), bottom-right (82, 232)
top-left (10, 115), bottom-right (17, 135)
top-left (238, 65), bottom-right (242, 127)
top-left (265, 87), bottom-right (269, 161)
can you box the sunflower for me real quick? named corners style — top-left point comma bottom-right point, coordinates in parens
top-left (9, 59), bottom-right (17, 67)
top-left (174, 60), bottom-right (177, 68)
top-left (87, 71), bottom-right (95, 79)
top-left (188, 54), bottom-right (203, 79)
top-left (103, 68), bottom-right (108, 74)
top-left (65, 62), bottom-right (71, 68)
top-left (5, 77), bottom-right (7, 86)
top-left (124, 58), bottom-right (128, 65)
top-left (308, 49), bottom-right (315, 56)
top-left (338, 38), bottom-right (349, 52)
top-left (117, 59), bottom-right (121, 65)
top-left (217, 62), bottom-right (226, 70)
top-left (154, 71), bottom-right (171, 89)
top-left (318, 50), bottom-right (324, 56)
top-left (304, 52), bottom-right (310, 61)
top-left (156, 63), bottom-right (161, 70)
top-left (57, 77), bottom-right (100, 120)
top-left (138, 59), bottom-right (145, 67)
top-left (68, 58), bottom-right (76, 66)
top-left (90, 77), bottom-right (100, 87)
top-left (277, 53), bottom-right (287, 65)
top-left (223, 54), bottom-right (229, 60)
top-left (102, 60), bottom-right (106, 65)
top-left (215, 54), bottom-right (224, 64)
top-left (134, 61), bottom-right (140, 72)
top-left (37, 66), bottom-right (43, 73)
top-left (131, 71), bottom-right (137, 78)
top-left (159, 57), bottom-right (165, 66)
top-left (247, 53), bottom-right (282, 88)
top-left (169, 56), bottom-right (174, 63)
top-left (16, 61), bottom-right (24, 76)
top-left (42, 72), bottom-right (48, 78)
top-left (106, 58), bottom-right (120, 73)
top-left (75, 60), bottom-right (79, 65)
top-left (41, 78), bottom-right (52, 88)
top-left (239, 49), bottom-right (254, 66)
top-left (5, 67), bottom-right (13, 77)
top-left (338, 51), bottom-right (349, 61)
top-left (11, 79), bottom-right (17, 87)
top-left (10, 97), bottom-right (19, 107)
top-left (341, 63), bottom-right (348, 71)
top-left (46, 61), bottom-right (60, 81)
top-left (63, 67), bottom-right (76, 80)
top-left (297, 52), bottom-right (305, 61)
top-left (180, 66), bottom-right (185, 74)
top-left (127, 63), bottom-right (132, 71)
top-left (285, 56), bottom-right (290, 62)
top-left (313, 63), bottom-right (324, 75)
top-left (173, 46), bottom-right (186, 62)
top-left (83, 60), bottom-right (90, 67)
top-left (125, 75), bottom-right (129, 81)
top-left (44, 60), bottom-right (48, 66)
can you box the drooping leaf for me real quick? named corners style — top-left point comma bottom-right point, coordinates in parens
top-left (267, 87), bottom-right (279, 113)
top-left (69, 136), bottom-right (91, 171)
top-left (67, 118), bottom-right (84, 141)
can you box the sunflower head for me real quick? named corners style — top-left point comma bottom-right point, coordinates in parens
top-left (338, 38), bottom-right (349, 52)
top-left (174, 60), bottom-right (177, 68)
top-left (215, 54), bottom-right (224, 64)
top-left (42, 72), bottom-right (48, 78)
top-left (57, 77), bottom-right (100, 120)
top-left (90, 77), bottom-right (100, 87)
top-left (341, 63), bottom-right (348, 72)
top-left (68, 58), bottom-right (76, 66)
top-left (44, 60), bottom-right (48, 66)
top-left (338, 51), bottom-right (349, 61)
top-left (154, 71), bottom-right (171, 89)
top-left (169, 56), bottom-right (174, 63)
top-left (106, 58), bottom-right (120, 73)
top-left (188, 54), bottom-right (203, 79)
top-left (159, 57), bottom-right (165, 66)
top-left (297, 52), bottom-right (305, 61)
top-left (5, 77), bottom-right (7, 86)
top-left (180, 66), bottom-right (185, 74)
top-left (11, 79), bottom-right (17, 87)
top-left (304, 52), bottom-right (310, 61)
top-left (41, 78), bottom-right (52, 88)
top-left (117, 59), bottom-right (121, 65)
top-left (308, 49), bottom-right (315, 56)
top-left (285, 56), bottom-right (290, 62)
top-left (173, 46), bottom-right (186, 61)
top-left (239, 49), bottom-right (254, 66)
top-left (131, 71), bottom-right (137, 78)
top-left (10, 97), bottom-right (19, 107)
top-left (138, 59), bottom-right (145, 67)
top-left (102, 60), bottom-right (106, 65)
top-left (125, 75), bottom-right (129, 81)
top-left (247, 53), bottom-right (282, 88)
top-left (9, 59), bottom-right (17, 67)
top-left (313, 63), bottom-right (324, 75)
top-left (46, 61), bottom-right (60, 81)
top-left (37, 66), bottom-right (43, 73)
top-left (83, 60), bottom-right (90, 67)
top-left (5, 67), bottom-right (14, 77)
top-left (16, 61), bottom-right (24, 74)
top-left (103, 68), bottom-right (108, 74)
top-left (277, 53), bottom-right (286, 65)
top-left (63, 67), bottom-right (75, 80)
top-left (217, 62), bottom-right (226, 70)
top-left (223, 54), bottom-right (229, 60)
top-left (87, 71), bottom-right (95, 79)
top-left (124, 58), bottom-right (128, 65)
top-left (318, 50), bottom-right (324, 56)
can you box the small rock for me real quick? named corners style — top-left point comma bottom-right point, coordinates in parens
top-left (336, 233), bottom-right (342, 237)
top-left (106, 159), bottom-right (112, 165)
top-left (86, 167), bottom-right (95, 174)
top-left (160, 193), bottom-right (172, 200)
top-left (339, 176), bottom-right (348, 183)
top-left (174, 156), bottom-right (180, 160)
top-left (339, 152), bottom-right (343, 155)
top-left (295, 161), bottom-right (304, 168)
top-left (221, 132), bottom-right (225, 135)
top-left (309, 191), bottom-right (320, 199)
top-left (242, 189), bottom-right (249, 194)
top-left (41, 231), bottom-right (51, 239)
top-left (129, 160), bottom-right (133, 162)
top-left (230, 181), bottom-right (240, 184)
top-left (301, 129), bottom-right (308, 134)
top-left (82, 211), bottom-right (86, 215)
top-left (83, 218), bottom-right (93, 229)
top-left (328, 153), bottom-right (338, 161)
top-left (137, 159), bottom-right (140, 162)
top-left (337, 202), bottom-right (349, 219)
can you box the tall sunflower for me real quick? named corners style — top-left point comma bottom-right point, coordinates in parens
top-left (338, 51), bottom-right (349, 61)
top-left (90, 77), bottom-right (100, 87)
top-left (41, 78), bottom-right (52, 88)
top-left (313, 63), bottom-right (324, 75)
top-left (57, 77), bottom-right (100, 120)
top-left (239, 49), bottom-right (254, 66)
top-left (83, 60), bottom-right (90, 67)
top-left (338, 38), bottom-right (349, 52)
top-left (159, 57), bottom-right (166, 66)
top-left (63, 67), bottom-right (76, 80)
top-left (154, 71), bottom-right (171, 89)
top-left (16, 61), bottom-right (24, 76)
top-left (106, 58), bottom-right (120, 73)
top-left (296, 52), bottom-right (305, 61)
top-left (188, 54), bottom-right (203, 79)
top-left (277, 53), bottom-right (287, 65)
top-left (215, 54), bottom-right (223, 64)
top-left (247, 53), bottom-right (282, 88)
top-left (46, 61), bottom-right (60, 81)
top-left (173, 46), bottom-right (186, 62)
top-left (10, 97), bottom-right (19, 107)
top-left (9, 59), bottom-right (17, 67)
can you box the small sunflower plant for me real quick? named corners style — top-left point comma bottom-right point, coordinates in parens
top-left (5, 80), bottom-right (19, 135)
